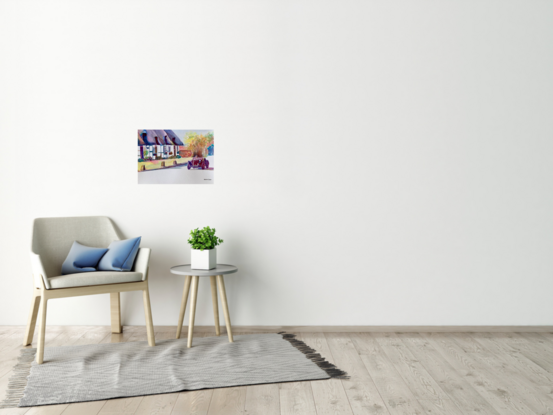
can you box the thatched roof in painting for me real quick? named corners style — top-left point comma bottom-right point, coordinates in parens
top-left (138, 130), bottom-right (158, 145)
top-left (152, 130), bottom-right (168, 145)
top-left (138, 129), bottom-right (185, 146)
top-left (164, 130), bottom-right (184, 146)
top-left (138, 131), bottom-right (146, 146)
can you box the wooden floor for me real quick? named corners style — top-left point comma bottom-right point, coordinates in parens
top-left (1, 327), bottom-right (553, 414)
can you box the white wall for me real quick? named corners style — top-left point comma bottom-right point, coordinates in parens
top-left (1, 0), bottom-right (552, 326)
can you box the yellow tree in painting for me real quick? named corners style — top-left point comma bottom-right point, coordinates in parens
top-left (185, 132), bottom-right (213, 157)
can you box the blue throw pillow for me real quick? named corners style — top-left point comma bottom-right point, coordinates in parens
top-left (61, 241), bottom-right (109, 275)
top-left (97, 237), bottom-right (141, 272)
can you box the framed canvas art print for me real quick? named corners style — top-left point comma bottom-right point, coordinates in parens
top-left (138, 129), bottom-right (214, 184)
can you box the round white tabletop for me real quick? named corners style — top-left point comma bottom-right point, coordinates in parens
top-left (170, 264), bottom-right (238, 277)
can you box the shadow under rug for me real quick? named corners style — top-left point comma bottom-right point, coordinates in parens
top-left (1, 332), bottom-right (348, 408)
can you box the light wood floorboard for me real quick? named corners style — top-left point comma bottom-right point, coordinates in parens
top-left (301, 332), bottom-right (354, 415)
top-left (1, 327), bottom-right (553, 414)
top-left (452, 333), bottom-right (553, 413)
top-left (422, 333), bottom-right (537, 415)
top-left (279, 382), bottom-right (317, 415)
top-left (395, 333), bottom-right (501, 415)
top-left (206, 386), bottom-right (247, 415)
top-left (171, 389), bottom-right (212, 415)
top-left (324, 333), bottom-right (388, 415)
top-left (352, 333), bottom-right (426, 414)
top-left (245, 384), bottom-right (280, 415)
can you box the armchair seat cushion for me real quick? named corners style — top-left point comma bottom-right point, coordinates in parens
top-left (48, 271), bottom-right (143, 289)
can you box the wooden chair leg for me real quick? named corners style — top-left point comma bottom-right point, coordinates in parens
top-left (210, 275), bottom-right (220, 336)
top-left (142, 288), bottom-right (155, 347)
top-left (23, 289), bottom-right (41, 346)
top-left (187, 276), bottom-right (199, 348)
top-left (217, 275), bottom-right (234, 343)
top-left (176, 275), bottom-right (192, 339)
top-left (36, 296), bottom-right (48, 364)
top-left (110, 292), bottom-right (122, 334)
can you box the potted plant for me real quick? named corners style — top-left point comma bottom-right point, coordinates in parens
top-left (188, 226), bottom-right (223, 270)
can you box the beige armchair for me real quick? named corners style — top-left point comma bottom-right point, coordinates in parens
top-left (24, 216), bottom-right (155, 364)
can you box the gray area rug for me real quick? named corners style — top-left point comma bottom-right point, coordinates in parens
top-left (1, 333), bottom-right (347, 408)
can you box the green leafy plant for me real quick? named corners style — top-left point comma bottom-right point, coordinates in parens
top-left (188, 226), bottom-right (223, 251)
top-left (138, 158), bottom-right (144, 162)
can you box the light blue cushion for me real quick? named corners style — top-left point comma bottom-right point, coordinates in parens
top-left (98, 237), bottom-right (141, 271)
top-left (61, 241), bottom-right (109, 275)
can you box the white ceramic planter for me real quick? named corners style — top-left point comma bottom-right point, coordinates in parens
top-left (191, 248), bottom-right (216, 270)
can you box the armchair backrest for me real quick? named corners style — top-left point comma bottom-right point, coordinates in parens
top-left (31, 216), bottom-right (122, 278)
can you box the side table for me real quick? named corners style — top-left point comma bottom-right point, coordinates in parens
top-left (170, 264), bottom-right (238, 348)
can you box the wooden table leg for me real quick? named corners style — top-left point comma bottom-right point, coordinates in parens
top-left (210, 275), bottom-right (220, 336)
top-left (187, 276), bottom-right (199, 348)
top-left (176, 275), bottom-right (192, 339)
top-left (217, 275), bottom-right (234, 343)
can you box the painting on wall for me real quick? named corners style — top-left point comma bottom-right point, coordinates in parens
top-left (137, 130), bottom-right (214, 184)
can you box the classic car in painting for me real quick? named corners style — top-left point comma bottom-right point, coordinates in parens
top-left (188, 156), bottom-right (210, 170)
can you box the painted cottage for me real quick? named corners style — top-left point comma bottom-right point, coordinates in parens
top-left (138, 129), bottom-right (184, 161)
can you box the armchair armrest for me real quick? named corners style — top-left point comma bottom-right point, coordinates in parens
top-left (30, 252), bottom-right (50, 289)
top-left (132, 248), bottom-right (151, 281)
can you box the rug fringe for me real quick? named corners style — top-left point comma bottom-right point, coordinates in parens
top-left (278, 332), bottom-right (349, 379)
top-left (0, 348), bottom-right (35, 408)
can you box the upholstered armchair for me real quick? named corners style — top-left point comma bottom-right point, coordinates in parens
top-left (24, 216), bottom-right (155, 364)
